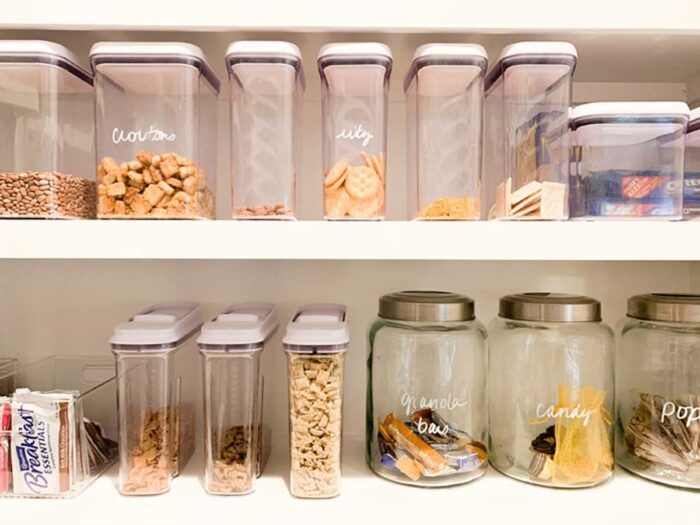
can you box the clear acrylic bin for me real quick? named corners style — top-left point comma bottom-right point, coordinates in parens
top-left (0, 41), bottom-right (96, 219)
top-left (283, 304), bottom-right (348, 498)
top-left (227, 41), bottom-right (304, 220)
top-left (319, 43), bottom-right (391, 220)
top-left (0, 356), bottom-right (118, 498)
top-left (111, 302), bottom-right (202, 495)
top-left (405, 44), bottom-right (487, 220)
top-left (90, 42), bottom-right (220, 219)
top-left (684, 107), bottom-right (700, 219)
top-left (484, 42), bottom-right (576, 220)
top-left (197, 303), bottom-right (277, 495)
top-left (570, 102), bottom-right (688, 220)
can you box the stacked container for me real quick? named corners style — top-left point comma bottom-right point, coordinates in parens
top-left (405, 45), bottom-right (488, 220)
top-left (283, 304), bottom-right (348, 498)
top-left (197, 303), bottom-right (278, 495)
top-left (570, 102), bottom-right (688, 220)
top-left (484, 42), bottom-right (576, 221)
top-left (90, 43), bottom-right (220, 219)
top-left (111, 302), bottom-right (201, 495)
top-left (684, 107), bottom-right (700, 219)
top-left (227, 41), bottom-right (304, 219)
top-left (0, 41), bottom-right (95, 219)
top-left (319, 43), bottom-right (391, 220)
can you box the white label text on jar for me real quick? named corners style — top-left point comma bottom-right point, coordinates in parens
top-left (662, 401), bottom-right (700, 427)
top-left (533, 403), bottom-right (597, 426)
top-left (112, 126), bottom-right (176, 144)
top-left (335, 124), bottom-right (373, 146)
top-left (400, 392), bottom-right (467, 436)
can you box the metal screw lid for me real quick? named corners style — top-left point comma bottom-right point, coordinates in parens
top-left (499, 292), bottom-right (601, 323)
top-left (378, 291), bottom-right (475, 322)
top-left (627, 293), bottom-right (700, 323)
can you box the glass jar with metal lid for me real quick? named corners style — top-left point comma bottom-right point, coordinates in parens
top-left (366, 291), bottom-right (488, 487)
top-left (488, 293), bottom-right (614, 488)
top-left (617, 293), bottom-right (700, 489)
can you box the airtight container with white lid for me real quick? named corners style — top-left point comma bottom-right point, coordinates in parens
top-left (197, 303), bottom-right (278, 495)
top-left (405, 44), bottom-right (488, 220)
top-left (283, 304), bottom-right (349, 498)
top-left (684, 107), bottom-right (700, 219)
top-left (111, 302), bottom-right (202, 495)
top-left (227, 41), bottom-right (304, 219)
top-left (570, 102), bottom-right (689, 220)
top-left (0, 40), bottom-right (95, 219)
top-left (484, 42), bottom-right (576, 221)
top-left (90, 42), bottom-right (220, 219)
top-left (319, 43), bottom-right (391, 220)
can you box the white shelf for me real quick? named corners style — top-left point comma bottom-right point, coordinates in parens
top-left (1, 437), bottom-right (696, 525)
top-left (0, 220), bottom-right (698, 261)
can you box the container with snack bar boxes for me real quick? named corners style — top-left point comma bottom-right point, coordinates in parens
top-left (319, 43), bottom-right (391, 220)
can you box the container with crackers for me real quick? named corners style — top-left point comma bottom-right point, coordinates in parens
top-left (484, 42), bottom-right (576, 220)
top-left (319, 43), bottom-right (392, 220)
top-left (111, 302), bottom-right (202, 496)
top-left (90, 42), bottom-right (220, 219)
top-left (227, 41), bottom-right (305, 220)
top-left (405, 44), bottom-right (488, 220)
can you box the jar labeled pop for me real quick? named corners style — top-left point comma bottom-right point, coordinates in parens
top-left (488, 293), bottom-right (614, 487)
top-left (319, 43), bottom-right (391, 220)
top-left (617, 294), bottom-right (700, 489)
top-left (367, 291), bottom-right (488, 487)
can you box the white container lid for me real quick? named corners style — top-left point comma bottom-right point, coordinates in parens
top-left (197, 303), bottom-right (278, 348)
top-left (226, 40), bottom-right (304, 89)
top-left (283, 304), bottom-right (349, 351)
top-left (318, 42), bottom-right (392, 67)
top-left (570, 102), bottom-right (690, 123)
top-left (404, 43), bottom-right (488, 93)
top-left (111, 301), bottom-right (203, 348)
top-left (687, 106), bottom-right (700, 127)
top-left (0, 40), bottom-right (92, 84)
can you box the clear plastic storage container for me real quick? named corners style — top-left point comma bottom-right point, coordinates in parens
top-left (0, 356), bottom-right (117, 498)
top-left (319, 43), bottom-right (391, 220)
top-left (111, 302), bottom-right (201, 495)
top-left (367, 291), bottom-right (488, 486)
top-left (617, 294), bottom-right (700, 489)
top-left (684, 107), bottom-right (700, 219)
top-left (90, 42), bottom-right (220, 219)
top-left (227, 41), bottom-right (304, 219)
top-left (484, 42), bottom-right (576, 221)
top-left (197, 303), bottom-right (278, 495)
top-left (405, 45), bottom-right (487, 220)
top-left (489, 293), bottom-right (615, 488)
top-left (570, 102), bottom-right (688, 220)
top-left (283, 304), bottom-right (348, 498)
top-left (0, 41), bottom-right (95, 219)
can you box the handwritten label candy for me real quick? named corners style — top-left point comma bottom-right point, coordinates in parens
top-left (661, 401), bottom-right (700, 427)
top-left (400, 392), bottom-right (468, 436)
top-left (534, 402), bottom-right (597, 427)
top-left (335, 124), bottom-right (374, 147)
top-left (112, 126), bottom-right (176, 145)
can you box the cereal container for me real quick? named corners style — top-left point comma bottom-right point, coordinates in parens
top-left (111, 302), bottom-right (201, 495)
top-left (617, 294), bottom-right (700, 489)
top-left (283, 304), bottom-right (348, 498)
top-left (0, 41), bottom-right (95, 219)
top-left (90, 42), bottom-right (220, 219)
top-left (226, 41), bottom-right (304, 219)
top-left (484, 42), bottom-right (576, 220)
top-left (367, 292), bottom-right (488, 487)
top-left (570, 102), bottom-right (688, 220)
top-left (684, 107), bottom-right (700, 219)
top-left (405, 45), bottom-right (488, 220)
top-left (197, 303), bottom-right (278, 495)
top-left (318, 43), bottom-right (391, 220)
top-left (488, 293), bottom-right (615, 488)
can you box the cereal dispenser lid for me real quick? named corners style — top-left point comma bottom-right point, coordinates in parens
top-left (628, 293), bottom-right (700, 323)
top-left (570, 101), bottom-right (689, 127)
top-left (111, 301), bottom-right (203, 348)
top-left (404, 44), bottom-right (488, 93)
top-left (379, 291), bottom-right (475, 322)
top-left (318, 42), bottom-right (392, 70)
top-left (0, 40), bottom-right (92, 85)
top-left (283, 304), bottom-right (349, 351)
top-left (197, 303), bottom-right (279, 348)
top-left (226, 40), bottom-right (305, 89)
top-left (499, 293), bottom-right (601, 323)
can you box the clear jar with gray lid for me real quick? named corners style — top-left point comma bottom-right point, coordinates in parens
top-left (367, 291), bottom-right (488, 487)
top-left (617, 293), bottom-right (700, 489)
top-left (488, 293), bottom-right (614, 488)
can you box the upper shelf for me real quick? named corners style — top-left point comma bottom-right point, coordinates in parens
top-left (3, 0), bottom-right (700, 33)
top-left (0, 220), bottom-right (698, 261)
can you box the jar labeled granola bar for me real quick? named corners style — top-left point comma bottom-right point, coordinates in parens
top-left (283, 304), bottom-right (348, 498)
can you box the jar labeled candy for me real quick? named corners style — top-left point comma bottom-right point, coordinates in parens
top-left (489, 293), bottom-right (614, 487)
top-left (617, 294), bottom-right (700, 489)
top-left (367, 291), bottom-right (488, 486)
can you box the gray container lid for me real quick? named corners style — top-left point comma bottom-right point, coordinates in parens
top-left (627, 293), bottom-right (700, 323)
top-left (379, 291), bottom-right (475, 322)
top-left (499, 292), bottom-right (601, 323)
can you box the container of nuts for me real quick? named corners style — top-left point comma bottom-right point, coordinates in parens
top-left (0, 41), bottom-right (96, 219)
top-left (111, 302), bottom-right (202, 496)
top-left (283, 304), bottom-right (348, 498)
top-left (89, 42), bottom-right (220, 219)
